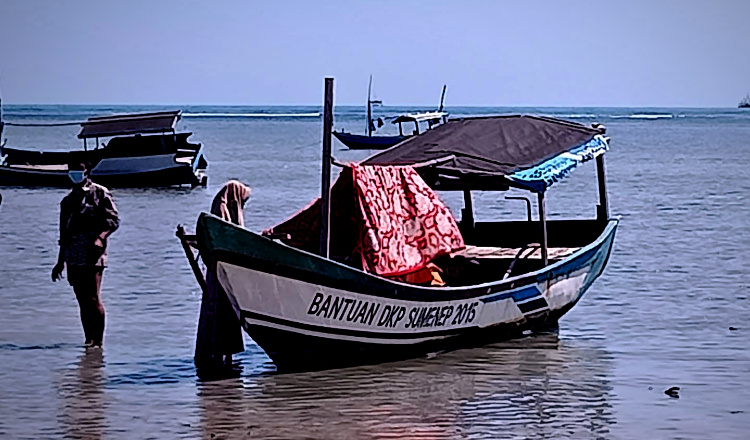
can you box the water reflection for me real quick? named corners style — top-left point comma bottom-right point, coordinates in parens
top-left (58, 348), bottom-right (107, 439)
top-left (197, 333), bottom-right (615, 439)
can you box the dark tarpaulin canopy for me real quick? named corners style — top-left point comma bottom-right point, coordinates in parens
top-left (362, 115), bottom-right (606, 192)
top-left (78, 110), bottom-right (181, 139)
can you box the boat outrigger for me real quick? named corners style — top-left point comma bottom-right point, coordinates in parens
top-left (0, 110), bottom-right (208, 187)
top-left (333, 76), bottom-right (448, 150)
top-left (179, 79), bottom-right (618, 371)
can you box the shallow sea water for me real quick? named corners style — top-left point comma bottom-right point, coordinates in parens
top-left (0, 106), bottom-right (748, 439)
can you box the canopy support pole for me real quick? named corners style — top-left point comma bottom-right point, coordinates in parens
top-left (462, 190), bottom-right (474, 230)
top-left (320, 77), bottom-right (334, 258)
top-left (596, 155), bottom-right (609, 221)
top-left (538, 192), bottom-right (548, 266)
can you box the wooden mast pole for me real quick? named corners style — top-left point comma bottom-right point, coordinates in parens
top-left (0, 72), bottom-right (3, 141)
top-left (0, 93), bottom-right (4, 142)
top-left (438, 85), bottom-right (448, 123)
top-left (438, 85), bottom-right (447, 112)
top-left (320, 77), bottom-right (334, 258)
top-left (538, 192), bottom-right (549, 266)
top-left (367, 75), bottom-right (373, 137)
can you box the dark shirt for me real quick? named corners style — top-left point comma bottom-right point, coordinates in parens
top-left (59, 180), bottom-right (119, 267)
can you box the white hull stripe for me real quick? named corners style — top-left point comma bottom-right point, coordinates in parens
top-left (241, 309), bottom-right (466, 342)
top-left (244, 320), bottom-right (448, 345)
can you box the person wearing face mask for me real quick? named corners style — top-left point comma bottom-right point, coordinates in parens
top-left (52, 162), bottom-right (120, 348)
top-left (195, 180), bottom-right (251, 373)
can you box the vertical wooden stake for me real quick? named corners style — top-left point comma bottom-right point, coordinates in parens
top-left (320, 77), bottom-right (334, 258)
top-left (538, 192), bottom-right (548, 267)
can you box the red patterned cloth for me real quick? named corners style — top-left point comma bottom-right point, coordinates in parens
top-left (270, 165), bottom-right (464, 277)
top-left (351, 164), bottom-right (464, 276)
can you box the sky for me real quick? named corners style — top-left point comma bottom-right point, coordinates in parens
top-left (0, 0), bottom-right (748, 107)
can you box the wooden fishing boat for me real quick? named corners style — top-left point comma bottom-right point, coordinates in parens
top-left (0, 110), bottom-right (208, 187)
top-left (333, 76), bottom-right (448, 150)
top-left (179, 81), bottom-right (618, 372)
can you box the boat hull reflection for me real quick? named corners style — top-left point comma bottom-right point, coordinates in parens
top-left (198, 333), bottom-right (615, 439)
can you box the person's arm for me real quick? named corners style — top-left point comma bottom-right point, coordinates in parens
top-left (93, 189), bottom-right (119, 248)
top-left (52, 200), bottom-right (67, 282)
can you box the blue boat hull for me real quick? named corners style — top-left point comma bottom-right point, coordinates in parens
top-left (333, 131), bottom-right (405, 150)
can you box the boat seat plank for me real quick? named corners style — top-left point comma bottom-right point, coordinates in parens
top-left (8, 164), bottom-right (68, 171)
top-left (454, 245), bottom-right (579, 260)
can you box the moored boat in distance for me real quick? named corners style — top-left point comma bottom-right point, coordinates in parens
top-left (334, 111), bottom-right (448, 150)
top-left (0, 110), bottom-right (208, 188)
top-left (179, 80), bottom-right (619, 372)
top-left (333, 76), bottom-right (448, 150)
top-left (739, 93), bottom-right (750, 108)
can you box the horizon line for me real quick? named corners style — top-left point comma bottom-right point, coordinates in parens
top-left (0, 102), bottom-right (744, 110)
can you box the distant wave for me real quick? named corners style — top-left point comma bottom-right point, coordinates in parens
top-left (610, 114), bottom-right (674, 120)
top-left (183, 112), bottom-right (321, 118)
top-left (555, 114), bottom-right (598, 119)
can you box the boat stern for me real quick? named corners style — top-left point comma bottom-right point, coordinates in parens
top-left (175, 140), bottom-right (208, 187)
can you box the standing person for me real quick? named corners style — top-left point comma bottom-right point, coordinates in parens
top-left (195, 180), bottom-right (251, 371)
top-left (52, 163), bottom-right (119, 348)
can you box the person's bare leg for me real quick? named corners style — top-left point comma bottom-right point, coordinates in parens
top-left (74, 268), bottom-right (105, 347)
top-left (71, 268), bottom-right (94, 346)
top-left (91, 269), bottom-right (105, 347)
top-left (74, 294), bottom-right (94, 346)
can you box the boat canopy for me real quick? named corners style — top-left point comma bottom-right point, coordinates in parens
top-left (391, 111), bottom-right (448, 124)
top-left (78, 110), bottom-right (182, 139)
top-left (364, 115), bottom-right (608, 193)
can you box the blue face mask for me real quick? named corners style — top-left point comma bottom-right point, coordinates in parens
top-left (68, 170), bottom-right (86, 184)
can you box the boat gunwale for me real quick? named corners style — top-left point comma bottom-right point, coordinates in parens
top-left (199, 213), bottom-right (619, 303)
top-left (332, 131), bottom-right (405, 142)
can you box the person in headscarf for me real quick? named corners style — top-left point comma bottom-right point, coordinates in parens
top-left (52, 162), bottom-right (119, 348)
top-left (195, 180), bottom-right (251, 371)
top-left (209, 180), bottom-right (251, 227)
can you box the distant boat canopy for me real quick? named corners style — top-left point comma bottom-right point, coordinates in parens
top-left (78, 110), bottom-right (182, 139)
